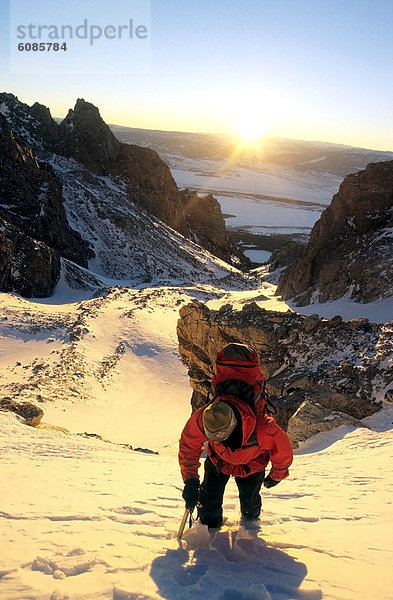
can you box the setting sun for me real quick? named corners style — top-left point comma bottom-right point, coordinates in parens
top-left (236, 113), bottom-right (267, 143)
top-left (230, 94), bottom-right (273, 146)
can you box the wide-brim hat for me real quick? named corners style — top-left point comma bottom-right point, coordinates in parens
top-left (202, 401), bottom-right (237, 442)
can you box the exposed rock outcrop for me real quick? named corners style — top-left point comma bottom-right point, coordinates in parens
top-left (177, 301), bottom-right (390, 434)
top-left (0, 218), bottom-right (61, 297)
top-left (269, 241), bottom-right (306, 272)
top-left (11, 235), bottom-right (59, 298)
top-left (59, 99), bottom-right (184, 226)
top-left (0, 92), bottom-right (59, 150)
top-left (0, 114), bottom-right (92, 269)
top-left (0, 397), bottom-right (44, 426)
top-left (181, 190), bottom-right (233, 262)
top-left (286, 400), bottom-right (367, 448)
top-left (276, 160), bottom-right (393, 305)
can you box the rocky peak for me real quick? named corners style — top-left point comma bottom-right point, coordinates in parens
top-left (276, 160), bottom-right (393, 305)
top-left (311, 160), bottom-right (393, 242)
top-left (59, 98), bottom-right (121, 171)
top-left (1, 92), bottom-right (239, 285)
top-left (0, 92), bottom-right (59, 150)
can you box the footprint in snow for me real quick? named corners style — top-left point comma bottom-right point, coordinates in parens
top-left (148, 524), bottom-right (322, 600)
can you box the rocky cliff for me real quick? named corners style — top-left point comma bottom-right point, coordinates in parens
top-left (0, 216), bottom-right (60, 298)
top-left (0, 93), bottom-right (235, 272)
top-left (0, 93), bottom-right (244, 295)
top-left (0, 114), bottom-right (91, 265)
top-left (177, 301), bottom-right (391, 432)
top-left (0, 114), bottom-right (92, 296)
top-left (276, 160), bottom-right (393, 305)
top-left (180, 190), bottom-right (234, 262)
top-left (58, 99), bottom-right (186, 228)
top-left (59, 99), bottom-right (235, 259)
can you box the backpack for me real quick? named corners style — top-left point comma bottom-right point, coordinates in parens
top-left (209, 343), bottom-right (277, 415)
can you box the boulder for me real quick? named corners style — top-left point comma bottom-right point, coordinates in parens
top-left (287, 400), bottom-right (367, 448)
top-left (0, 397), bottom-right (44, 426)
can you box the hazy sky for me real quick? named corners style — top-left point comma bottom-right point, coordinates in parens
top-left (1, 0), bottom-right (392, 150)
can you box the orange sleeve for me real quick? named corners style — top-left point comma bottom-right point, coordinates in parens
top-left (263, 417), bottom-right (294, 481)
top-left (178, 408), bottom-right (207, 482)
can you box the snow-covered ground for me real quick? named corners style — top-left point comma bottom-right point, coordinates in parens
top-left (111, 127), bottom-right (342, 241)
top-left (168, 157), bottom-right (341, 238)
top-left (243, 249), bottom-right (272, 264)
top-left (1, 406), bottom-right (392, 600)
top-left (170, 158), bottom-right (340, 204)
top-left (1, 279), bottom-right (393, 600)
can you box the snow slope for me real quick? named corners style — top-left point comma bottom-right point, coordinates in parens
top-left (48, 154), bottom-right (240, 285)
top-left (1, 281), bottom-right (393, 600)
top-left (0, 282), bottom-right (286, 450)
top-left (1, 407), bottom-right (393, 600)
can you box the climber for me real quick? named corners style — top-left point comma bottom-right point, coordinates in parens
top-left (178, 343), bottom-right (293, 529)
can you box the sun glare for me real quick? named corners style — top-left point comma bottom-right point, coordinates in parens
top-left (235, 109), bottom-right (269, 147)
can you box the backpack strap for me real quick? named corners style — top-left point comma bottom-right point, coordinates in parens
top-left (263, 390), bottom-right (278, 415)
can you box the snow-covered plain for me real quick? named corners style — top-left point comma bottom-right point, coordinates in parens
top-left (111, 128), bottom-right (342, 240)
top-left (1, 280), bottom-right (393, 600)
top-left (109, 125), bottom-right (392, 245)
top-left (166, 155), bottom-right (342, 240)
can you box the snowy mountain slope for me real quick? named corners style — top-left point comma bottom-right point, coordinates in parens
top-left (1, 279), bottom-right (393, 599)
top-left (0, 93), bottom-right (242, 294)
top-left (0, 287), bottom-right (191, 449)
top-left (0, 282), bottom-right (284, 450)
top-left (46, 154), bottom-right (243, 285)
top-left (1, 375), bottom-right (392, 599)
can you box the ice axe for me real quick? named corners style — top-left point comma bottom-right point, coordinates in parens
top-left (177, 507), bottom-right (194, 539)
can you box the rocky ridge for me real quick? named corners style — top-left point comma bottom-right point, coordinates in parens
top-left (0, 93), bottom-right (237, 299)
top-left (275, 160), bottom-right (393, 305)
top-left (0, 113), bottom-right (92, 257)
top-left (177, 301), bottom-right (392, 441)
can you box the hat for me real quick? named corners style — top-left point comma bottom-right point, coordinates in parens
top-left (202, 402), bottom-right (237, 442)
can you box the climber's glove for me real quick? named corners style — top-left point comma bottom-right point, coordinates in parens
top-left (263, 475), bottom-right (280, 489)
top-left (182, 478), bottom-right (200, 510)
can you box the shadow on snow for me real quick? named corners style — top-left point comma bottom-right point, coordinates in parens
top-left (148, 527), bottom-right (322, 600)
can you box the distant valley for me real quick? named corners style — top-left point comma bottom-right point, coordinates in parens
top-left (111, 125), bottom-right (393, 261)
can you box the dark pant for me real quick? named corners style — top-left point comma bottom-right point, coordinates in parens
top-left (198, 456), bottom-right (265, 528)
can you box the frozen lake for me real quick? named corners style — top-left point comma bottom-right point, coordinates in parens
top-left (169, 158), bottom-right (341, 236)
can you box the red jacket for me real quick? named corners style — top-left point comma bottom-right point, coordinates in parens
top-left (179, 395), bottom-right (293, 481)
